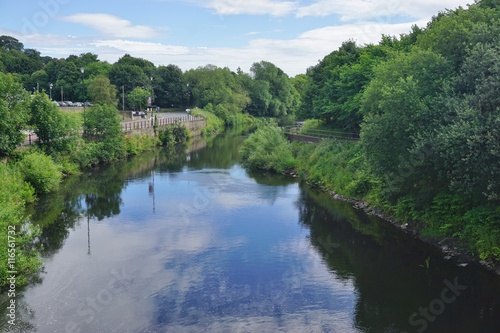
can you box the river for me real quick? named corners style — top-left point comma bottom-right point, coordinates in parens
top-left (1, 130), bottom-right (500, 333)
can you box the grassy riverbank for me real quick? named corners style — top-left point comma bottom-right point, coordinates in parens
top-left (0, 104), bottom-right (192, 290)
top-left (241, 125), bottom-right (500, 267)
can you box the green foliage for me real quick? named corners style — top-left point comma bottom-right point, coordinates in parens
top-left (127, 87), bottom-right (150, 111)
top-left (158, 123), bottom-right (191, 147)
top-left (462, 206), bottom-right (500, 261)
top-left (240, 125), bottom-right (296, 174)
top-left (301, 41), bottom-right (391, 131)
top-left (29, 92), bottom-right (68, 146)
top-left (184, 65), bottom-right (251, 116)
top-left (155, 64), bottom-right (184, 108)
top-left (190, 108), bottom-right (225, 135)
top-left (0, 163), bottom-right (41, 289)
top-left (87, 75), bottom-right (118, 107)
top-left (125, 134), bottom-right (158, 155)
top-left (360, 48), bottom-right (453, 202)
top-left (83, 104), bottom-right (126, 162)
top-left (0, 72), bottom-right (30, 155)
top-left (295, 140), bottom-right (374, 198)
top-left (248, 61), bottom-right (297, 117)
top-left (18, 151), bottom-right (62, 194)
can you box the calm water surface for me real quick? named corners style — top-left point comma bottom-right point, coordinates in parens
top-left (2, 131), bottom-right (500, 333)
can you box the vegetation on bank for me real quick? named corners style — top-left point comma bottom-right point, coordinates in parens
top-left (0, 0), bottom-right (498, 286)
top-left (0, 87), bottom-right (193, 290)
top-left (241, 123), bottom-right (500, 264)
top-left (242, 0), bottom-right (498, 264)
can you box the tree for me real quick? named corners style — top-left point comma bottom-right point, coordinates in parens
top-left (0, 73), bottom-right (30, 155)
top-left (155, 64), bottom-right (184, 108)
top-left (0, 35), bottom-right (23, 51)
top-left (87, 75), bottom-right (117, 107)
top-left (433, 43), bottom-right (500, 201)
top-left (109, 63), bottom-right (149, 108)
top-left (360, 49), bottom-right (453, 201)
top-left (184, 65), bottom-right (249, 114)
top-left (83, 104), bottom-right (125, 161)
top-left (127, 87), bottom-right (150, 111)
top-left (250, 61), bottom-right (294, 117)
top-left (115, 54), bottom-right (156, 78)
top-left (417, 4), bottom-right (499, 70)
top-left (29, 93), bottom-right (68, 148)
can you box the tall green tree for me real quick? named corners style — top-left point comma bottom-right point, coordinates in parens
top-left (360, 48), bottom-right (453, 201)
top-left (83, 104), bottom-right (125, 161)
top-left (87, 75), bottom-right (118, 107)
top-left (29, 93), bottom-right (68, 147)
top-left (0, 73), bottom-right (30, 155)
top-left (127, 87), bottom-right (150, 111)
top-left (433, 43), bottom-right (500, 201)
top-left (155, 64), bottom-right (184, 108)
top-left (249, 61), bottom-right (295, 117)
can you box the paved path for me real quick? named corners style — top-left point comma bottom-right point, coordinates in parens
top-left (21, 112), bottom-right (197, 146)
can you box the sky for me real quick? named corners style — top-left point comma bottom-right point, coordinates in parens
top-left (0, 0), bottom-right (473, 76)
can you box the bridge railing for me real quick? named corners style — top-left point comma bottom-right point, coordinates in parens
top-left (284, 126), bottom-right (359, 141)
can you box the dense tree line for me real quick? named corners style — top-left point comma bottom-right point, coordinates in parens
top-left (0, 38), bottom-right (297, 118)
top-left (300, 0), bottom-right (499, 205)
top-left (243, 0), bottom-right (499, 261)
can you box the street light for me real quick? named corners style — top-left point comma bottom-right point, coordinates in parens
top-left (150, 76), bottom-right (154, 113)
top-left (80, 67), bottom-right (85, 131)
top-left (49, 83), bottom-right (53, 100)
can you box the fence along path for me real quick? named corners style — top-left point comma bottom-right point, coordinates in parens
top-left (121, 115), bottom-right (204, 131)
top-left (284, 125), bottom-right (360, 142)
top-left (21, 115), bottom-right (205, 146)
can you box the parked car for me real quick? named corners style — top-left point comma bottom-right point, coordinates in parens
top-left (58, 101), bottom-right (68, 107)
top-left (65, 101), bottom-right (74, 106)
top-left (84, 102), bottom-right (93, 107)
top-left (73, 102), bottom-right (83, 107)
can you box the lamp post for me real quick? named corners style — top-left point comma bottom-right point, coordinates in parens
top-left (80, 67), bottom-right (85, 134)
top-left (49, 83), bottom-right (53, 100)
top-left (80, 67), bottom-right (85, 113)
top-left (150, 76), bottom-right (154, 113)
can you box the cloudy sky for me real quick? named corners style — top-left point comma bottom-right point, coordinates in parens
top-left (0, 0), bottom-right (472, 76)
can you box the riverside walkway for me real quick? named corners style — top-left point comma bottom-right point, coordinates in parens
top-left (283, 125), bottom-right (360, 143)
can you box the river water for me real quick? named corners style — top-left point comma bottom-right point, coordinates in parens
top-left (1, 131), bottom-right (500, 333)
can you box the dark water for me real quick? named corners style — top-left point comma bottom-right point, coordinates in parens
top-left (1, 131), bottom-right (500, 333)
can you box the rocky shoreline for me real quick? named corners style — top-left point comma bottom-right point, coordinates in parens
top-left (293, 174), bottom-right (500, 276)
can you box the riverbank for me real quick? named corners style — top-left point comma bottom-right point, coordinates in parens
top-left (0, 118), bottom-right (198, 291)
top-left (241, 125), bottom-right (500, 275)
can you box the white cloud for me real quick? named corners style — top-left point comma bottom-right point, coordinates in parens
top-left (0, 14), bottom-right (427, 76)
top-left (296, 0), bottom-right (471, 21)
top-left (207, 0), bottom-right (298, 16)
top-left (61, 13), bottom-right (160, 38)
top-left (91, 39), bottom-right (189, 55)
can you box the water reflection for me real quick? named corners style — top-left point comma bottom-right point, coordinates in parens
top-left (2, 131), bottom-right (500, 333)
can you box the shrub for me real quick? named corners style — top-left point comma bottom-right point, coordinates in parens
top-left (18, 151), bottom-right (62, 194)
top-left (158, 124), bottom-right (191, 146)
top-left (0, 163), bottom-right (41, 289)
top-left (241, 125), bottom-right (296, 173)
top-left (190, 108), bottom-right (225, 135)
top-left (125, 134), bottom-right (158, 155)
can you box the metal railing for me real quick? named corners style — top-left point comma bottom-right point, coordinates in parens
top-left (284, 126), bottom-right (359, 141)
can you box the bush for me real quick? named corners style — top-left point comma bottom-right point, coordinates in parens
top-left (18, 151), bottom-right (62, 194)
top-left (240, 125), bottom-right (296, 174)
top-left (0, 163), bottom-right (41, 289)
top-left (125, 134), bottom-right (158, 155)
top-left (190, 107), bottom-right (225, 135)
top-left (158, 124), bottom-right (191, 146)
